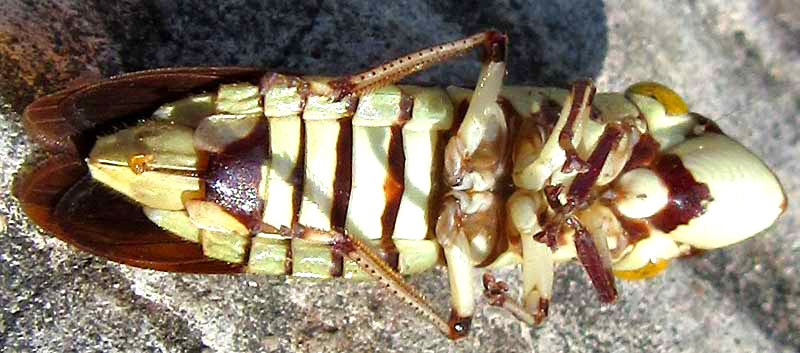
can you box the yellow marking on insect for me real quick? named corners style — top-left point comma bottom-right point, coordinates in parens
top-left (613, 259), bottom-right (670, 280)
top-left (128, 154), bottom-right (153, 175)
top-left (626, 82), bottom-right (688, 116)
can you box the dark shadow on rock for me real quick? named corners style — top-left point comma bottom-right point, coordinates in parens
top-left (421, 0), bottom-right (608, 86)
top-left (0, 1), bottom-right (607, 111)
top-left (90, 0), bottom-right (322, 71)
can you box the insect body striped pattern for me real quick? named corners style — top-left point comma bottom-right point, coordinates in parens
top-left (14, 32), bottom-right (787, 339)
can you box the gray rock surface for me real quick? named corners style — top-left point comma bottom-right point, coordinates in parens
top-left (1, 1), bottom-right (798, 352)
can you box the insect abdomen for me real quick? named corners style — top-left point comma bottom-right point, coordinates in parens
top-left (102, 75), bottom-right (457, 278)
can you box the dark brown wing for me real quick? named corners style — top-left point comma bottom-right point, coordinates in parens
top-left (16, 67), bottom-right (271, 273)
top-left (23, 67), bottom-right (267, 153)
top-left (14, 155), bottom-right (243, 273)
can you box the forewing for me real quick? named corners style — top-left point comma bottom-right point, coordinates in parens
top-left (16, 67), bottom-right (270, 273)
top-left (23, 67), bottom-right (266, 153)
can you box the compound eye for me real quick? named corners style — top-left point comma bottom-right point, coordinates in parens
top-left (626, 81), bottom-right (688, 116)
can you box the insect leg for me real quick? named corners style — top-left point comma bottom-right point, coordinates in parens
top-left (329, 230), bottom-right (464, 339)
top-left (435, 37), bottom-right (510, 334)
top-left (483, 272), bottom-right (539, 325)
top-left (497, 190), bottom-right (554, 325)
top-left (561, 121), bottom-right (625, 303)
top-left (330, 31), bottom-right (507, 97)
top-left (326, 32), bottom-right (509, 339)
top-left (436, 191), bottom-right (503, 332)
top-left (494, 81), bottom-right (621, 325)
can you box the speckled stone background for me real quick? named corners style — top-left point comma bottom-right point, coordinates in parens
top-left (1, 1), bottom-right (798, 352)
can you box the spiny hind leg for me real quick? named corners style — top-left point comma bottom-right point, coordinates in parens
top-left (330, 30), bottom-right (507, 97)
top-left (329, 231), bottom-right (461, 338)
top-left (329, 32), bottom-right (510, 340)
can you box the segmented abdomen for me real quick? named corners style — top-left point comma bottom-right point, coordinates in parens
top-left (137, 75), bottom-right (469, 279)
top-left (253, 79), bottom-right (455, 278)
top-left (233, 78), bottom-right (562, 278)
top-left (120, 76), bottom-right (609, 277)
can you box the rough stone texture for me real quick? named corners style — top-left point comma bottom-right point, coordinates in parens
top-left (1, 1), bottom-right (798, 352)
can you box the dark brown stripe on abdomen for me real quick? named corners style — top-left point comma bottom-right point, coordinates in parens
top-left (204, 120), bottom-right (268, 232)
top-left (330, 119), bottom-right (353, 277)
top-left (284, 118), bottom-right (307, 275)
top-left (380, 125), bottom-right (405, 271)
top-left (290, 119), bottom-right (307, 227)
